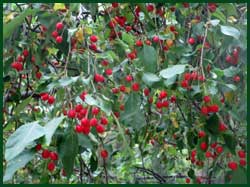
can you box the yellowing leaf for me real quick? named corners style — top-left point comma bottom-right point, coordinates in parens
top-left (224, 91), bottom-right (234, 102)
top-left (227, 16), bottom-right (237, 23)
top-left (84, 27), bottom-right (92, 35)
top-left (47, 47), bottom-right (59, 55)
top-left (75, 27), bottom-right (84, 42)
top-left (4, 12), bottom-right (16, 23)
top-left (53, 3), bottom-right (66, 11)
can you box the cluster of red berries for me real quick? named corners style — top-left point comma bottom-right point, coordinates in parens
top-left (228, 150), bottom-right (246, 170)
top-left (225, 48), bottom-right (239, 65)
top-left (40, 93), bottom-right (55, 105)
top-left (200, 95), bottom-right (219, 115)
top-left (11, 49), bottom-right (30, 71)
top-left (51, 22), bottom-right (64, 43)
top-left (111, 75), bottom-right (140, 94)
top-left (180, 72), bottom-right (205, 89)
top-left (36, 144), bottom-right (58, 172)
top-left (155, 90), bottom-right (169, 109)
top-left (66, 104), bottom-right (108, 135)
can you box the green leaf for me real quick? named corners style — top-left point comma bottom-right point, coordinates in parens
top-left (142, 72), bottom-right (161, 87)
top-left (160, 64), bottom-right (186, 79)
top-left (138, 45), bottom-right (157, 73)
top-left (121, 93), bottom-right (146, 130)
top-left (225, 84), bottom-right (237, 91)
top-left (220, 3), bottom-right (238, 17)
top-left (5, 121), bottom-right (44, 161)
top-left (187, 169), bottom-right (195, 179)
top-left (121, 32), bottom-right (134, 46)
top-left (212, 9), bottom-right (226, 23)
top-left (3, 150), bottom-right (35, 182)
top-left (78, 134), bottom-right (93, 149)
top-left (58, 76), bottom-right (79, 87)
top-left (223, 66), bottom-right (239, 77)
top-left (210, 19), bottom-right (220, 26)
top-left (44, 116), bottom-right (65, 145)
top-left (205, 114), bottom-right (219, 135)
top-left (84, 95), bottom-right (99, 106)
top-left (59, 129), bottom-right (78, 178)
top-left (231, 167), bottom-right (247, 184)
top-left (223, 133), bottom-right (237, 154)
top-left (220, 25), bottom-right (240, 39)
top-left (14, 97), bottom-right (32, 114)
top-left (90, 153), bottom-right (98, 172)
top-left (3, 8), bottom-right (38, 41)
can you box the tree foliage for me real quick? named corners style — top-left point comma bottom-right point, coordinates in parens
top-left (3, 3), bottom-right (247, 184)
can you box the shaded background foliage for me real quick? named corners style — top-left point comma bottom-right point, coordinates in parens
top-left (2, 3), bottom-right (247, 184)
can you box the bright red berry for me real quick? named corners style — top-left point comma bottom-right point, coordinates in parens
top-left (208, 104), bottom-right (219, 113)
top-left (80, 91), bottom-right (87, 101)
top-left (158, 90), bottom-right (167, 100)
top-left (239, 159), bottom-right (246, 166)
top-left (90, 118), bottom-right (98, 127)
top-left (144, 88), bottom-right (150, 96)
top-left (56, 22), bottom-right (64, 30)
top-left (228, 161), bottom-right (238, 170)
top-left (200, 142), bottom-right (207, 151)
top-left (181, 80), bottom-right (189, 88)
top-left (238, 150), bottom-right (246, 158)
top-left (100, 149), bottom-right (108, 159)
top-left (89, 43), bottom-right (97, 51)
top-left (188, 37), bottom-right (195, 45)
top-left (185, 178), bottom-right (190, 183)
top-left (82, 125), bottom-right (90, 135)
top-left (225, 55), bottom-right (232, 63)
top-left (233, 75), bottom-right (240, 82)
top-left (162, 100), bottom-right (169, 108)
top-left (42, 149), bottom-right (50, 159)
top-left (125, 25), bottom-right (132, 32)
top-left (219, 122), bottom-right (227, 132)
top-left (56, 36), bottom-right (63, 43)
top-left (135, 40), bottom-right (143, 47)
top-left (50, 152), bottom-right (58, 161)
top-left (125, 75), bottom-right (133, 82)
top-left (68, 109), bottom-right (76, 118)
top-left (132, 82), bottom-right (140, 92)
top-left (51, 30), bottom-right (59, 38)
top-left (100, 117), bottom-right (108, 125)
top-left (11, 61), bottom-right (23, 71)
top-left (75, 104), bottom-right (83, 113)
top-left (90, 35), bottom-right (98, 43)
top-left (96, 124), bottom-right (105, 133)
top-left (146, 4), bottom-right (154, 12)
top-left (105, 68), bottom-right (113, 76)
top-left (35, 144), bottom-right (42, 151)
top-left (112, 3), bottom-right (119, 8)
top-left (198, 131), bottom-right (206, 138)
top-left (41, 93), bottom-right (49, 101)
top-left (205, 151), bottom-right (212, 158)
top-left (216, 146), bottom-right (223, 154)
top-left (101, 60), bottom-right (109, 66)
top-left (170, 96), bottom-right (176, 103)
top-left (203, 96), bottom-right (211, 103)
top-left (184, 73), bottom-right (191, 81)
top-left (17, 55), bottom-right (24, 62)
top-left (92, 107), bottom-right (100, 115)
top-left (36, 72), bottom-right (42, 79)
top-left (47, 161), bottom-right (55, 172)
top-left (156, 101), bottom-right (163, 109)
top-left (47, 96), bottom-right (55, 105)
top-left (152, 35), bottom-right (159, 43)
top-left (23, 49), bottom-right (29, 57)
